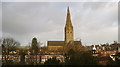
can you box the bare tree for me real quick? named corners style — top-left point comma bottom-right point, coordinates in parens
top-left (2, 38), bottom-right (20, 63)
top-left (2, 38), bottom-right (20, 48)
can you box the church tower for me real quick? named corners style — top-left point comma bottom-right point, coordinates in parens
top-left (65, 7), bottom-right (74, 44)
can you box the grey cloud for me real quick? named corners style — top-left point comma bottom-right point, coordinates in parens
top-left (0, 2), bottom-right (2, 38)
top-left (2, 2), bottom-right (118, 46)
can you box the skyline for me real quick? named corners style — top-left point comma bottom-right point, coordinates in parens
top-left (2, 2), bottom-right (118, 46)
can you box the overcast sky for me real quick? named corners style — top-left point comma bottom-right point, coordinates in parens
top-left (2, 2), bottom-right (118, 46)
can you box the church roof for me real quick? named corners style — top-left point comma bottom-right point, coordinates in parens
top-left (47, 41), bottom-right (64, 46)
top-left (47, 41), bottom-right (82, 46)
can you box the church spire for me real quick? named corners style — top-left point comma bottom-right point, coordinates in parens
top-left (66, 6), bottom-right (73, 27)
top-left (67, 6), bottom-right (70, 15)
top-left (65, 7), bottom-right (74, 43)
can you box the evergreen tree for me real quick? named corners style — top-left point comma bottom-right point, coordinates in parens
top-left (31, 37), bottom-right (39, 55)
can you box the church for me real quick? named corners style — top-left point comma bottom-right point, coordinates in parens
top-left (47, 7), bottom-right (82, 55)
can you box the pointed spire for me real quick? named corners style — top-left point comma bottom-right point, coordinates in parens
top-left (65, 6), bottom-right (74, 43)
top-left (67, 6), bottom-right (70, 14)
top-left (66, 6), bottom-right (72, 27)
